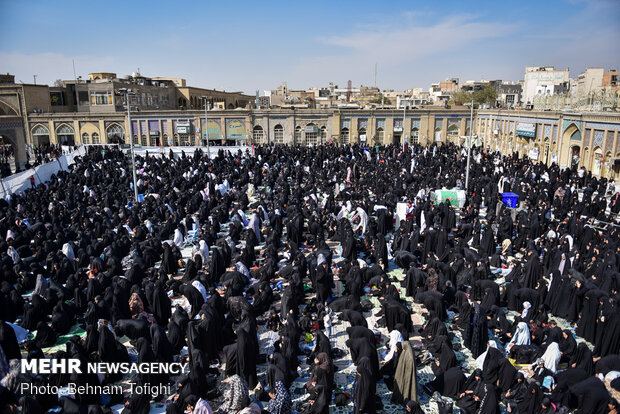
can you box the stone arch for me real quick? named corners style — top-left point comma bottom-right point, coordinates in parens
top-left (31, 125), bottom-right (50, 146)
top-left (340, 127), bottom-right (349, 145)
top-left (106, 123), bottom-right (124, 144)
top-left (252, 125), bottom-right (264, 144)
top-left (560, 122), bottom-right (582, 166)
top-left (56, 123), bottom-right (75, 146)
top-left (592, 146), bottom-right (603, 176)
top-left (0, 99), bottom-right (19, 116)
top-left (273, 124), bottom-right (284, 144)
top-left (305, 123), bottom-right (318, 146)
top-left (447, 124), bottom-right (459, 144)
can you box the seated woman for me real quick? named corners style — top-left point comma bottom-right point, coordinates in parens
top-left (456, 369), bottom-right (485, 414)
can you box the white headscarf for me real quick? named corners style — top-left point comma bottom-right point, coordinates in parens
top-left (541, 342), bottom-right (561, 373)
top-left (191, 280), bottom-right (208, 303)
top-left (475, 340), bottom-right (498, 370)
top-left (509, 322), bottom-right (531, 346)
top-left (198, 240), bottom-right (209, 264)
top-left (173, 229), bottom-right (184, 248)
top-left (521, 302), bottom-right (532, 320)
top-left (62, 243), bottom-right (75, 261)
top-left (385, 330), bottom-right (404, 362)
top-left (7, 246), bottom-right (19, 264)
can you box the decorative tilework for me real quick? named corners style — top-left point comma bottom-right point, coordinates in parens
top-left (562, 119), bottom-right (583, 133)
top-left (593, 130), bottom-right (604, 148)
top-left (543, 125), bottom-right (551, 138)
top-left (585, 122), bottom-right (620, 131)
top-left (341, 119), bottom-right (351, 129)
top-left (411, 120), bottom-right (421, 129)
top-left (358, 118), bottom-right (368, 129)
top-left (376, 119), bottom-right (385, 129)
top-left (606, 131), bottom-right (615, 152)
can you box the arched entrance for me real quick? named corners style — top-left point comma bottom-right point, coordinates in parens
top-left (411, 127), bottom-right (419, 145)
top-left (305, 123), bottom-right (317, 146)
top-left (106, 124), bottom-right (124, 144)
top-left (31, 125), bottom-right (50, 146)
top-left (592, 147), bottom-right (603, 176)
top-left (252, 126), bottom-right (264, 144)
top-left (447, 124), bottom-right (459, 144)
top-left (340, 127), bottom-right (349, 145)
top-left (560, 123), bottom-right (582, 167)
top-left (570, 146), bottom-right (580, 168)
top-left (358, 127), bottom-right (367, 145)
top-left (56, 124), bottom-right (75, 146)
top-left (294, 126), bottom-right (302, 144)
top-left (273, 124), bottom-right (283, 144)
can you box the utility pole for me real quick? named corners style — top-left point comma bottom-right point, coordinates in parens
top-left (202, 96), bottom-right (210, 157)
top-left (465, 88), bottom-right (475, 192)
top-left (123, 90), bottom-right (139, 203)
top-left (33, 75), bottom-right (37, 85)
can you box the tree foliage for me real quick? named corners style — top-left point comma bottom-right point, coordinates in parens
top-left (450, 85), bottom-right (498, 107)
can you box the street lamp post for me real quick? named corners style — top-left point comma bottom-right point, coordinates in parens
top-left (464, 86), bottom-right (477, 192)
top-left (121, 89), bottom-right (139, 203)
top-left (202, 96), bottom-right (210, 157)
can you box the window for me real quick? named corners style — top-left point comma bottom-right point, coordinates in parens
top-left (447, 125), bottom-right (459, 142)
top-left (133, 135), bottom-right (139, 145)
top-left (411, 127), bottom-right (419, 144)
top-left (375, 127), bottom-right (384, 144)
top-left (90, 91), bottom-right (113, 105)
top-left (253, 126), bottom-right (264, 143)
top-left (92, 133), bottom-right (99, 144)
top-left (295, 126), bottom-right (302, 144)
top-left (320, 126), bottom-right (327, 144)
top-left (141, 135), bottom-right (147, 146)
top-left (149, 134), bottom-right (158, 146)
top-left (274, 124), bottom-right (283, 144)
top-left (107, 124), bottom-right (124, 142)
top-left (82, 133), bottom-right (89, 144)
top-left (340, 127), bottom-right (349, 145)
top-left (305, 124), bottom-right (317, 146)
top-left (78, 92), bottom-right (89, 105)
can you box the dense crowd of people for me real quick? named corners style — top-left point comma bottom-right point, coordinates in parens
top-left (0, 142), bottom-right (619, 414)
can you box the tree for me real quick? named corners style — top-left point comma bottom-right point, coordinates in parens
top-left (53, 79), bottom-right (64, 87)
top-left (369, 95), bottom-right (391, 105)
top-left (450, 85), bottom-right (498, 107)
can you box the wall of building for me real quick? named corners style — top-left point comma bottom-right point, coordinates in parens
top-left (23, 108), bottom-right (620, 179)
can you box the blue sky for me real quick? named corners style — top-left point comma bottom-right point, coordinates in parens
top-left (1, 0), bottom-right (619, 94)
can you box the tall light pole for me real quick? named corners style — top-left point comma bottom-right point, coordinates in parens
top-left (121, 89), bottom-right (139, 203)
top-left (202, 96), bottom-right (210, 157)
top-left (402, 100), bottom-right (406, 152)
top-left (464, 86), bottom-right (477, 192)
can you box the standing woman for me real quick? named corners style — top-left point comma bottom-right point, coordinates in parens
top-left (353, 356), bottom-right (377, 414)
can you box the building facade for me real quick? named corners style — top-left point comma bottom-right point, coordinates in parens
top-left (4, 90), bottom-right (620, 180)
top-left (476, 110), bottom-right (620, 178)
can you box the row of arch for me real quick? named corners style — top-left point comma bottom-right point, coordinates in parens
top-left (251, 124), bottom-right (423, 145)
top-left (30, 123), bottom-right (125, 146)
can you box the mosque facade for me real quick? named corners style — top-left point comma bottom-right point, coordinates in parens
top-left (9, 108), bottom-right (620, 180)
